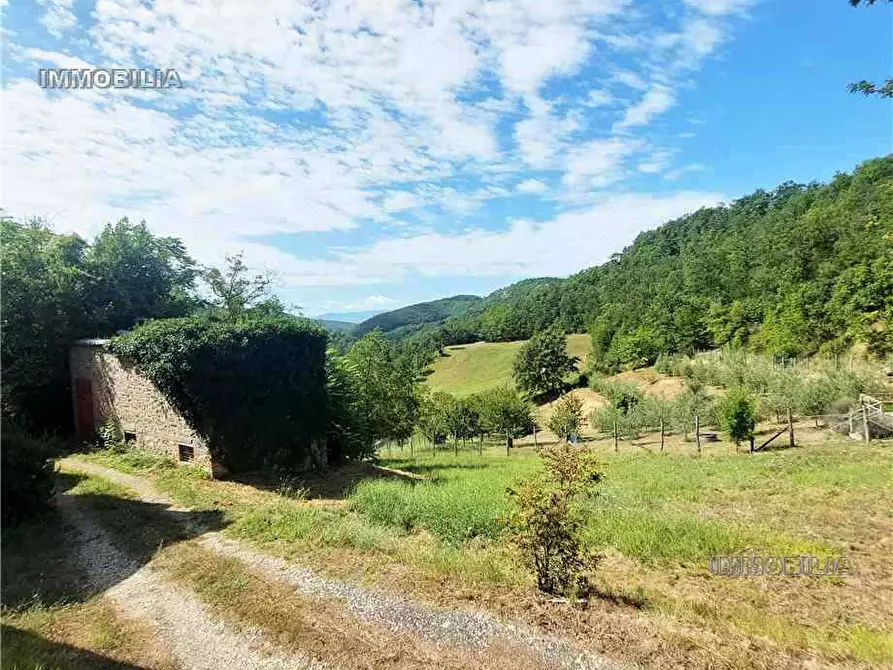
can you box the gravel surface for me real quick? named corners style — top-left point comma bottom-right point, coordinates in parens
top-left (202, 534), bottom-right (621, 670)
top-left (63, 458), bottom-right (624, 670)
top-left (57, 473), bottom-right (327, 669)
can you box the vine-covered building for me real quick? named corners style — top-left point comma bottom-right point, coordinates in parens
top-left (70, 339), bottom-right (221, 475)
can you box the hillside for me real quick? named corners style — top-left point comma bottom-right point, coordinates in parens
top-left (425, 333), bottom-right (591, 396)
top-left (353, 294), bottom-right (482, 337)
top-left (370, 157), bottom-right (893, 369)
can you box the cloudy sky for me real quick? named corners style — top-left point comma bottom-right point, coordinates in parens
top-left (1, 0), bottom-right (890, 317)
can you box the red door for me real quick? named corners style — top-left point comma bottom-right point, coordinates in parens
top-left (75, 378), bottom-right (94, 436)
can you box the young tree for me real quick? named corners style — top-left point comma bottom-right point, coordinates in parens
top-left (513, 326), bottom-right (578, 398)
top-left (203, 252), bottom-right (275, 321)
top-left (504, 443), bottom-right (603, 597)
top-left (345, 331), bottom-right (418, 452)
top-left (547, 393), bottom-right (584, 443)
top-left (719, 388), bottom-right (757, 450)
top-left (479, 387), bottom-right (534, 454)
top-left (417, 389), bottom-right (451, 448)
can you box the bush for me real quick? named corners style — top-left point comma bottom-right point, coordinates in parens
top-left (504, 445), bottom-right (602, 597)
top-left (547, 394), bottom-right (584, 442)
top-left (718, 388), bottom-right (757, 448)
top-left (1, 425), bottom-right (62, 524)
top-left (111, 315), bottom-right (328, 473)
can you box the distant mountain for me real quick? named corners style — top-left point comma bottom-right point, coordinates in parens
top-left (353, 295), bottom-right (483, 337)
top-left (315, 310), bottom-right (385, 324)
top-left (314, 319), bottom-right (355, 333)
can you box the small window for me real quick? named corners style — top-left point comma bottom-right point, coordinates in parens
top-left (178, 444), bottom-right (195, 463)
top-left (123, 431), bottom-right (137, 444)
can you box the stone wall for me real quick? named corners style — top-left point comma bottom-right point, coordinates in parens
top-left (70, 342), bottom-right (218, 474)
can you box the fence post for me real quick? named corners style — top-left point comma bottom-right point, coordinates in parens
top-left (533, 423), bottom-right (538, 449)
top-left (787, 407), bottom-right (795, 448)
top-left (863, 404), bottom-right (870, 442)
top-left (613, 419), bottom-right (618, 452)
top-left (660, 417), bottom-right (665, 452)
top-left (695, 413), bottom-right (701, 456)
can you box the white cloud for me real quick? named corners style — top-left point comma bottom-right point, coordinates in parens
top-left (1, 0), bottom-right (752, 298)
top-left (584, 90), bottom-right (614, 107)
top-left (517, 179), bottom-right (548, 194)
top-left (330, 192), bottom-right (724, 280)
top-left (37, 0), bottom-right (76, 36)
top-left (615, 85), bottom-right (676, 130)
top-left (665, 163), bottom-right (708, 180)
top-left (563, 137), bottom-right (645, 191)
top-left (683, 0), bottom-right (756, 16)
top-left (637, 150), bottom-right (674, 174)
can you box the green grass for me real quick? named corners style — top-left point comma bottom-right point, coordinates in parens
top-left (425, 334), bottom-right (590, 396)
top-left (75, 442), bottom-right (893, 666)
top-left (367, 442), bottom-right (892, 563)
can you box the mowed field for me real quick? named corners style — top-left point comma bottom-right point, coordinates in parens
top-left (425, 333), bottom-right (591, 396)
top-left (5, 436), bottom-right (891, 669)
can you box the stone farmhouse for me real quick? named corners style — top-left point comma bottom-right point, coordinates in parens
top-left (70, 339), bottom-right (223, 476)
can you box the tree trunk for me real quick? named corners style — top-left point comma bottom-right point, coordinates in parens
top-left (613, 419), bottom-right (618, 452)
top-left (660, 417), bottom-right (665, 452)
top-left (749, 436), bottom-right (754, 453)
top-left (533, 423), bottom-right (538, 449)
top-left (506, 431), bottom-right (512, 456)
top-left (454, 436), bottom-right (458, 457)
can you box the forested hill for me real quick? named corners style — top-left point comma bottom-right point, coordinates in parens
top-left (352, 294), bottom-right (483, 337)
top-left (367, 156), bottom-right (893, 368)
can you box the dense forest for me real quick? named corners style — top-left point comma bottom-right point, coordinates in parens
top-left (351, 156), bottom-right (893, 369)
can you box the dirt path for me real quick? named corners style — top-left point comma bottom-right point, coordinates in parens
top-left (61, 457), bottom-right (623, 670)
top-left (55, 489), bottom-right (328, 670)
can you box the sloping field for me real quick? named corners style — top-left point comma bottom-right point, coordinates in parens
top-left (425, 334), bottom-right (590, 396)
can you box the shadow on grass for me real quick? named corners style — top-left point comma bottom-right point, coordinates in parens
top-left (1, 625), bottom-right (150, 670)
top-left (231, 461), bottom-right (427, 500)
top-left (2, 472), bottom-right (227, 611)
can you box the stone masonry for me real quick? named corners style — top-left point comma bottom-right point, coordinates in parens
top-left (70, 339), bottom-right (220, 475)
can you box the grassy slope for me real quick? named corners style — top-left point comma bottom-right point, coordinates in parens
top-left (425, 333), bottom-right (590, 396)
top-left (78, 439), bottom-right (893, 667)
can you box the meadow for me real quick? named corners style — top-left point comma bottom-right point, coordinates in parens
top-left (61, 434), bottom-right (893, 669)
top-left (425, 333), bottom-right (590, 396)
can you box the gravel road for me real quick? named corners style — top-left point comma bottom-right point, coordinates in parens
top-left (61, 457), bottom-right (624, 670)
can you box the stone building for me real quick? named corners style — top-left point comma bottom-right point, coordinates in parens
top-left (70, 339), bottom-right (221, 475)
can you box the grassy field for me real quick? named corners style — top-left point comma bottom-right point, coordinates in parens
top-left (73, 436), bottom-right (893, 668)
top-left (425, 333), bottom-right (590, 396)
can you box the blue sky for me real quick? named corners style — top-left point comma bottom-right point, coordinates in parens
top-left (1, 0), bottom-right (890, 317)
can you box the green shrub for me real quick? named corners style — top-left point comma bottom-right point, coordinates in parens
top-left (1, 425), bottom-right (62, 524)
top-left (547, 394), bottom-right (584, 442)
top-left (504, 444), bottom-right (603, 597)
top-left (718, 387), bottom-right (757, 448)
top-left (111, 315), bottom-right (328, 473)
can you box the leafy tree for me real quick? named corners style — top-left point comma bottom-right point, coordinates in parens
top-left (548, 394), bottom-right (584, 443)
top-left (203, 252), bottom-right (276, 321)
top-left (417, 389), bottom-right (451, 447)
top-left (83, 218), bottom-right (198, 333)
top-left (345, 331), bottom-right (418, 451)
top-left (847, 1), bottom-right (893, 98)
top-left (513, 326), bottom-right (578, 398)
top-left (478, 386), bottom-right (534, 453)
top-left (1, 217), bottom-right (201, 432)
top-left (504, 444), bottom-right (602, 596)
top-left (718, 388), bottom-right (757, 449)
